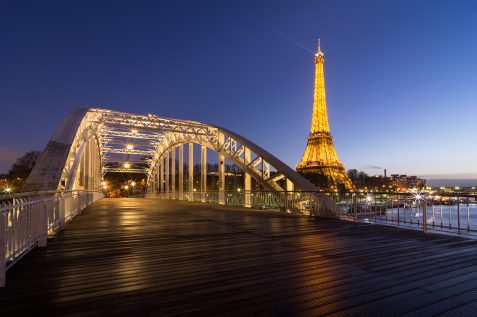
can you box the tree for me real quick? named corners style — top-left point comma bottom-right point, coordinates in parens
top-left (347, 169), bottom-right (369, 187)
top-left (8, 151), bottom-right (41, 180)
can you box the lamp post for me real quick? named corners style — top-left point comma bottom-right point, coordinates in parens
top-left (131, 181), bottom-right (136, 197)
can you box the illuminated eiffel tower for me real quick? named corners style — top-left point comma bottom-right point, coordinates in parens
top-left (296, 40), bottom-right (353, 190)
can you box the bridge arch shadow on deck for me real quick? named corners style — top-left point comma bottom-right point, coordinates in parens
top-left (2, 198), bottom-right (477, 316)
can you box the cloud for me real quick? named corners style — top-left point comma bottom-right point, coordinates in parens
top-left (366, 165), bottom-right (383, 170)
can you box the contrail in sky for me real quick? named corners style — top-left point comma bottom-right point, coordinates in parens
top-left (367, 165), bottom-right (384, 170)
top-left (275, 31), bottom-right (314, 54)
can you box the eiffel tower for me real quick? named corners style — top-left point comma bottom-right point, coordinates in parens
top-left (296, 40), bottom-right (353, 190)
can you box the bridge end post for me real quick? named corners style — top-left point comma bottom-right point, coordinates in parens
top-left (58, 194), bottom-right (65, 229)
top-left (38, 203), bottom-right (48, 248)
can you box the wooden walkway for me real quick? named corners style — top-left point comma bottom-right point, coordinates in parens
top-left (2, 198), bottom-right (477, 316)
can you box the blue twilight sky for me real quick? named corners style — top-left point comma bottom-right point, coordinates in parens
top-left (1, 0), bottom-right (477, 179)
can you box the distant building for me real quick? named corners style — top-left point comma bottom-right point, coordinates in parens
top-left (390, 174), bottom-right (426, 189)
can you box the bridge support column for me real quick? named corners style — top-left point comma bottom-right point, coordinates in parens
top-left (160, 157), bottom-right (164, 196)
top-left (218, 132), bottom-right (225, 205)
top-left (244, 147), bottom-right (251, 207)
top-left (89, 139), bottom-right (93, 189)
top-left (171, 146), bottom-right (176, 199)
top-left (94, 138), bottom-right (99, 190)
top-left (165, 151), bottom-right (170, 199)
top-left (285, 179), bottom-right (294, 211)
top-left (84, 139), bottom-right (89, 189)
top-left (201, 145), bottom-right (207, 202)
top-left (286, 179), bottom-right (294, 191)
top-left (80, 145), bottom-right (86, 189)
top-left (188, 143), bottom-right (194, 201)
top-left (219, 154), bottom-right (225, 205)
top-left (149, 168), bottom-right (154, 195)
top-left (149, 167), bottom-right (154, 195)
top-left (151, 166), bottom-right (155, 194)
top-left (157, 165), bottom-right (161, 195)
top-left (155, 165), bottom-right (160, 195)
top-left (83, 139), bottom-right (92, 189)
top-left (89, 138), bottom-right (94, 189)
top-left (179, 144), bottom-right (184, 200)
top-left (88, 138), bottom-right (91, 189)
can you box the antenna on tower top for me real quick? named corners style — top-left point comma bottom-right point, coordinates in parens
top-left (317, 38), bottom-right (324, 56)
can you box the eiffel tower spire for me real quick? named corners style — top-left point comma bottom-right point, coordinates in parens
top-left (296, 39), bottom-right (353, 190)
top-left (311, 38), bottom-right (329, 134)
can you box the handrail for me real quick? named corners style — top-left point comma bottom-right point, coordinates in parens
top-left (0, 189), bottom-right (101, 201)
top-left (321, 191), bottom-right (477, 237)
top-left (148, 190), bottom-right (338, 218)
top-left (1, 190), bottom-right (103, 287)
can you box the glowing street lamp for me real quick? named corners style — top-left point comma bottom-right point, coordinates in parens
top-left (131, 181), bottom-right (136, 187)
top-left (131, 129), bottom-right (138, 134)
top-left (4, 187), bottom-right (12, 193)
top-left (126, 144), bottom-right (134, 150)
top-left (124, 162), bottom-right (131, 169)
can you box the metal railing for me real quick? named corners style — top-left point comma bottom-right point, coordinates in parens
top-left (148, 190), bottom-right (340, 217)
top-left (324, 192), bottom-right (477, 237)
top-left (0, 190), bottom-right (103, 287)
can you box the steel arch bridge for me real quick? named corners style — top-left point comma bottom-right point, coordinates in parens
top-left (24, 108), bottom-right (337, 213)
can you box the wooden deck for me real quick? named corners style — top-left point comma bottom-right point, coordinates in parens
top-left (2, 198), bottom-right (477, 316)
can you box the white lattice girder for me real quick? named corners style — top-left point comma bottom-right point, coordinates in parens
top-left (100, 129), bottom-right (164, 141)
top-left (103, 158), bottom-right (152, 164)
top-left (102, 148), bottom-right (156, 155)
top-left (103, 168), bottom-right (148, 174)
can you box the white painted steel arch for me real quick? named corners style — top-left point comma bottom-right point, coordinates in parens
top-left (26, 108), bottom-right (321, 193)
top-left (24, 108), bottom-right (102, 191)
